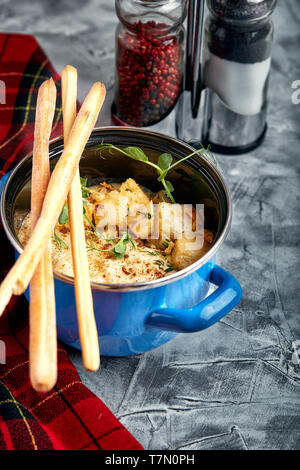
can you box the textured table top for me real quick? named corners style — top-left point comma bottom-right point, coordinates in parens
top-left (1, 0), bottom-right (300, 450)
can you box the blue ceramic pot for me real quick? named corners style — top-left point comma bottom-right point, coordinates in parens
top-left (0, 128), bottom-right (242, 356)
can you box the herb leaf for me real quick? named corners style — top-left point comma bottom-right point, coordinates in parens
top-left (124, 146), bottom-right (148, 162)
top-left (90, 230), bottom-right (136, 259)
top-left (157, 154), bottom-right (173, 182)
top-left (58, 178), bottom-right (90, 226)
top-left (137, 211), bottom-right (152, 219)
top-left (54, 227), bottom-right (67, 249)
top-left (154, 259), bottom-right (165, 268)
top-left (59, 203), bottom-right (69, 225)
top-left (158, 153), bottom-right (172, 171)
top-left (165, 262), bottom-right (176, 272)
top-left (80, 177), bottom-right (90, 198)
top-left (83, 210), bottom-right (100, 237)
top-left (113, 242), bottom-right (127, 258)
top-left (112, 231), bottom-right (136, 258)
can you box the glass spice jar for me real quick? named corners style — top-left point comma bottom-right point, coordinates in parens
top-left (200, 0), bottom-right (277, 153)
top-left (112, 0), bottom-right (187, 127)
top-left (204, 0), bottom-right (276, 117)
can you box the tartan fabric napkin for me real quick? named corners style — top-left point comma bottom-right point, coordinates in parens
top-left (0, 33), bottom-right (143, 450)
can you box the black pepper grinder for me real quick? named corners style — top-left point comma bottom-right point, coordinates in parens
top-left (176, 0), bottom-right (277, 154)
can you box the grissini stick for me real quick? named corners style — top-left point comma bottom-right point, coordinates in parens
top-left (29, 78), bottom-right (57, 392)
top-left (61, 65), bottom-right (100, 372)
top-left (0, 81), bottom-right (106, 315)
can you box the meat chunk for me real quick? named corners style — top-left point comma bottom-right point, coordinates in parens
top-left (171, 229), bottom-right (214, 270)
top-left (94, 178), bottom-right (152, 238)
top-left (127, 201), bottom-right (154, 239)
top-left (147, 202), bottom-right (202, 248)
top-left (171, 237), bottom-right (211, 270)
top-left (119, 178), bottom-right (150, 206)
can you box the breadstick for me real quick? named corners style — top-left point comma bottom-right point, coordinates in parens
top-left (62, 65), bottom-right (100, 372)
top-left (29, 78), bottom-right (57, 391)
top-left (0, 81), bottom-right (106, 315)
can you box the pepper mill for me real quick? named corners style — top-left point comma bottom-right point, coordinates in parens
top-left (176, 0), bottom-right (277, 154)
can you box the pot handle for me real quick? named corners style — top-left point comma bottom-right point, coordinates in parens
top-left (146, 264), bottom-right (242, 333)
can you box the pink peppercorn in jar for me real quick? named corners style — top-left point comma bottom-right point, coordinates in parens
top-left (112, 0), bottom-right (187, 127)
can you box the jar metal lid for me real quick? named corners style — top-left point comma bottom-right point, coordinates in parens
top-left (207, 0), bottom-right (277, 23)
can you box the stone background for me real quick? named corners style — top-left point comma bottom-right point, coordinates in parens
top-left (1, 0), bottom-right (299, 449)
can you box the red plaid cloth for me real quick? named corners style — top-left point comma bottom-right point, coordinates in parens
top-left (0, 33), bottom-right (143, 450)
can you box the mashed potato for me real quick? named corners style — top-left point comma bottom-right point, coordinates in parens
top-left (18, 178), bottom-right (214, 283)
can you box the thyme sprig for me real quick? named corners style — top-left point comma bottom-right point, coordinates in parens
top-left (54, 227), bottom-right (67, 249)
top-left (138, 247), bottom-right (166, 257)
top-left (165, 262), bottom-right (176, 273)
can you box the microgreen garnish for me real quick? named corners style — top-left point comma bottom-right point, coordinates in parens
top-left (87, 244), bottom-right (102, 252)
top-left (88, 230), bottom-right (136, 259)
top-left (57, 177), bottom-right (101, 238)
top-left (165, 262), bottom-right (176, 273)
top-left (54, 227), bottom-right (68, 249)
top-left (58, 203), bottom-right (69, 225)
top-left (97, 143), bottom-right (215, 203)
top-left (112, 231), bottom-right (136, 259)
top-left (154, 259), bottom-right (165, 268)
top-left (85, 228), bottom-right (96, 241)
top-left (83, 205), bottom-right (100, 237)
top-left (58, 177), bottom-right (90, 226)
top-left (138, 247), bottom-right (162, 256)
top-left (137, 211), bottom-right (152, 219)
top-left (187, 142), bottom-right (217, 167)
top-left (80, 177), bottom-right (90, 198)
top-left (157, 153), bottom-right (173, 172)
